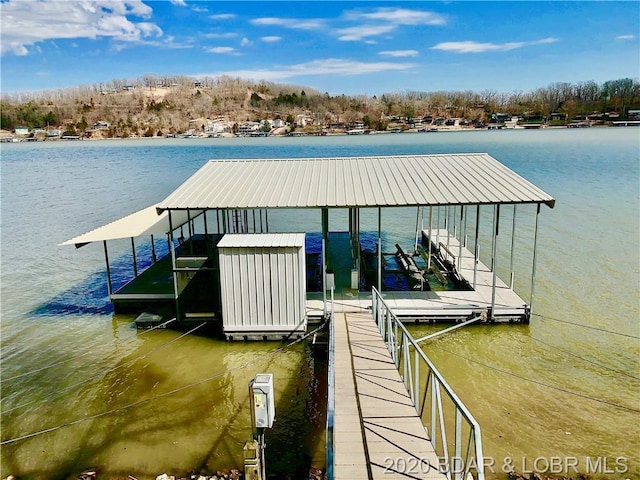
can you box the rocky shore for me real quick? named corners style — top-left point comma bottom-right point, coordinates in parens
top-left (3, 466), bottom-right (325, 480)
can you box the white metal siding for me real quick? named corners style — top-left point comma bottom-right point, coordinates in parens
top-left (218, 234), bottom-right (306, 334)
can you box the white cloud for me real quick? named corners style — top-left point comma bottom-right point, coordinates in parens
top-left (336, 7), bottom-right (445, 42)
top-left (260, 36), bottom-right (282, 43)
top-left (170, 0), bottom-right (187, 6)
top-left (205, 46), bottom-right (236, 54)
top-left (616, 34), bottom-right (636, 40)
top-left (346, 8), bottom-right (446, 26)
top-left (240, 37), bottom-right (251, 47)
top-left (209, 13), bottom-right (236, 20)
top-left (251, 17), bottom-right (326, 30)
top-left (205, 58), bottom-right (416, 82)
top-left (379, 50), bottom-right (419, 58)
top-left (337, 25), bottom-right (395, 41)
top-left (205, 33), bottom-right (237, 39)
top-left (431, 38), bottom-right (558, 54)
top-left (0, 0), bottom-right (162, 55)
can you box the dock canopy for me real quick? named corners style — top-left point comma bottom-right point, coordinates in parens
top-left (59, 204), bottom-right (201, 248)
top-left (156, 154), bottom-right (555, 211)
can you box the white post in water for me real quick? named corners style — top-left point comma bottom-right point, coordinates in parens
top-left (428, 207), bottom-right (433, 270)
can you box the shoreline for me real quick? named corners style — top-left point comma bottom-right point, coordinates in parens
top-left (1, 123), bottom-right (630, 144)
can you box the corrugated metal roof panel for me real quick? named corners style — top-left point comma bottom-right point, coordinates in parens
top-left (217, 233), bottom-right (305, 249)
top-left (59, 205), bottom-right (202, 247)
top-left (155, 154), bottom-right (555, 210)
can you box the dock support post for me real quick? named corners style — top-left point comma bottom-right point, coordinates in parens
top-left (203, 210), bottom-right (209, 236)
top-left (131, 237), bottom-right (138, 277)
top-left (473, 205), bottom-right (480, 289)
top-left (187, 209), bottom-right (193, 255)
top-left (377, 207), bottom-right (382, 291)
top-left (510, 205), bottom-right (517, 289)
top-left (103, 240), bottom-right (113, 297)
top-left (322, 208), bottom-right (328, 317)
top-left (490, 205), bottom-right (496, 272)
top-left (446, 206), bottom-right (451, 251)
top-left (490, 205), bottom-right (500, 320)
top-left (427, 207), bottom-right (433, 270)
top-left (413, 206), bottom-right (420, 254)
top-left (530, 204), bottom-right (541, 313)
top-left (435, 206), bottom-right (440, 248)
top-left (458, 206), bottom-right (464, 272)
top-left (150, 234), bottom-right (157, 263)
top-left (168, 210), bottom-right (181, 322)
top-left (463, 205), bottom-right (468, 247)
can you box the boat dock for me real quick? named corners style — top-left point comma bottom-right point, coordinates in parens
top-left (306, 227), bottom-right (530, 323)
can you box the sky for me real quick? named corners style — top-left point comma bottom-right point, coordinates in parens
top-left (1, 1), bottom-right (638, 96)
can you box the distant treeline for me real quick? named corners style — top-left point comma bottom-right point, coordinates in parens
top-left (1, 75), bottom-right (638, 134)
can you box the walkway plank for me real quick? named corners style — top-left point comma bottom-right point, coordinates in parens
top-left (333, 310), bottom-right (446, 479)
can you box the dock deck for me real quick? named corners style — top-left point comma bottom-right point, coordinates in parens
top-left (333, 310), bottom-right (444, 479)
top-left (308, 229), bottom-right (529, 322)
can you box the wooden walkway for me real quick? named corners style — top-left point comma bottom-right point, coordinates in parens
top-left (333, 310), bottom-right (445, 479)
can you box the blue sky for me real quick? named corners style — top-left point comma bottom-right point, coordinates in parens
top-left (1, 1), bottom-right (638, 96)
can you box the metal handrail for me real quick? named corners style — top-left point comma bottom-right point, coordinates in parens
top-left (372, 286), bottom-right (486, 480)
top-left (325, 287), bottom-right (336, 480)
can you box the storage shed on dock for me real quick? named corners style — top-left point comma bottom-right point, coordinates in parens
top-left (218, 233), bottom-right (307, 340)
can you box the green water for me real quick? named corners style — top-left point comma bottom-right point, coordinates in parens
top-left (1, 129), bottom-right (638, 478)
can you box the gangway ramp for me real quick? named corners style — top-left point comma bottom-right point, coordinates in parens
top-left (332, 310), bottom-right (445, 479)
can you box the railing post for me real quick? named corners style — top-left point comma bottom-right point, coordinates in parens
top-left (430, 374), bottom-right (437, 451)
top-left (414, 347), bottom-right (420, 409)
top-left (454, 409), bottom-right (462, 480)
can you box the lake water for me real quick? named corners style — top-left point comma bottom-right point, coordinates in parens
top-left (1, 128), bottom-right (639, 479)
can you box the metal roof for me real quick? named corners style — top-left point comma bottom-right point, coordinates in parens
top-left (217, 233), bottom-right (306, 248)
top-left (156, 154), bottom-right (555, 211)
top-left (59, 204), bottom-right (201, 248)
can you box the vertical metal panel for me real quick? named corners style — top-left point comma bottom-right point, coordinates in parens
top-left (218, 234), bottom-right (306, 333)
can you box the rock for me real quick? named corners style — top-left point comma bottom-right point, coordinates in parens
top-left (156, 475), bottom-right (175, 480)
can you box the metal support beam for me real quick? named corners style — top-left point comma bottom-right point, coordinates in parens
top-left (415, 315), bottom-right (484, 343)
top-left (187, 209), bottom-right (193, 255)
top-left (458, 206), bottom-right (464, 272)
top-left (150, 234), bottom-right (157, 263)
top-left (490, 205), bottom-right (500, 320)
top-left (436, 206), bottom-right (440, 248)
top-left (413, 206), bottom-right (421, 254)
top-left (322, 208), bottom-right (328, 316)
top-left (103, 240), bottom-right (113, 297)
top-left (473, 205), bottom-right (480, 289)
top-left (509, 205), bottom-right (517, 289)
top-left (131, 237), bottom-right (138, 277)
top-left (530, 203), bottom-right (541, 313)
top-left (168, 210), bottom-right (181, 322)
top-left (428, 207), bottom-right (433, 270)
top-left (377, 207), bottom-right (382, 291)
